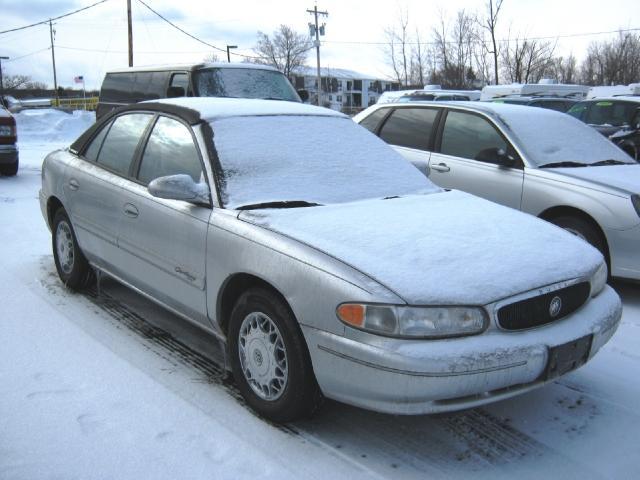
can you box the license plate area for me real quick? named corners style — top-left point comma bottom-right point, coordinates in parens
top-left (542, 334), bottom-right (593, 381)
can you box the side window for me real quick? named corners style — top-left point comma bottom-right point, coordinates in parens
top-left (100, 73), bottom-right (134, 103)
top-left (168, 73), bottom-right (189, 97)
top-left (585, 101), bottom-right (635, 127)
top-left (137, 116), bottom-right (203, 185)
top-left (83, 120), bottom-right (112, 161)
top-left (96, 114), bottom-right (153, 176)
top-left (378, 107), bottom-right (439, 151)
top-left (358, 108), bottom-right (389, 133)
top-left (146, 72), bottom-right (167, 99)
top-left (440, 111), bottom-right (508, 163)
top-left (567, 103), bottom-right (588, 120)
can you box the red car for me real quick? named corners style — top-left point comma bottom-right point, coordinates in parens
top-left (0, 104), bottom-right (18, 176)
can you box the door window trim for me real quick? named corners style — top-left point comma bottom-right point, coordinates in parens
top-left (434, 108), bottom-right (524, 169)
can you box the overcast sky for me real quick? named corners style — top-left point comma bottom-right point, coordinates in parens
top-left (1, 0), bottom-right (639, 90)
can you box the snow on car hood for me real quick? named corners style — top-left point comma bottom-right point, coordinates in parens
top-left (551, 165), bottom-right (640, 195)
top-left (239, 190), bottom-right (603, 305)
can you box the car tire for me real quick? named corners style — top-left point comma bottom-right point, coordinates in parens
top-left (0, 159), bottom-right (18, 176)
top-left (228, 287), bottom-right (322, 423)
top-left (550, 216), bottom-right (607, 258)
top-left (52, 208), bottom-right (94, 290)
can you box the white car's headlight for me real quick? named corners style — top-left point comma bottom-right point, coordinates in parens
top-left (337, 303), bottom-right (488, 338)
top-left (590, 261), bottom-right (608, 297)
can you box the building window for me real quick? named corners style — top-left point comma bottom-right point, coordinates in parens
top-left (336, 95), bottom-right (342, 102)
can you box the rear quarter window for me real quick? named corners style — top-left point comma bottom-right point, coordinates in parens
top-left (378, 107), bottom-right (439, 151)
top-left (358, 108), bottom-right (389, 133)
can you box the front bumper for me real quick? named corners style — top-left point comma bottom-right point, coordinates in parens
top-left (303, 285), bottom-right (621, 415)
top-left (0, 144), bottom-right (18, 165)
top-left (607, 224), bottom-right (640, 280)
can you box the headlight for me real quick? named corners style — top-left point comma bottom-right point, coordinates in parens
top-left (632, 194), bottom-right (640, 217)
top-left (336, 303), bottom-right (488, 338)
top-left (590, 261), bottom-right (608, 297)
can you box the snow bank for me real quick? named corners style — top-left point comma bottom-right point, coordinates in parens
top-left (14, 108), bottom-right (95, 144)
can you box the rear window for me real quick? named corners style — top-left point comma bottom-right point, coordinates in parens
top-left (193, 68), bottom-right (300, 102)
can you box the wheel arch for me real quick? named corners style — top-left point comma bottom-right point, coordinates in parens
top-left (538, 205), bottom-right (611, 266)
top-left (46, 196), bottom-right (65, 229)
top-left (217, 273), bottom-right (295, 336)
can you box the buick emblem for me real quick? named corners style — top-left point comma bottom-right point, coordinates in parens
top-left (549, 296), bottom-right (562, 318)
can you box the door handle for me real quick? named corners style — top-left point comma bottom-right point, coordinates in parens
top-left (123, 203), bottom-right (139, 218)
top-left (68, 178), bottom-right (80, 191)
top-left (430, 162), bottom-right (450, 173)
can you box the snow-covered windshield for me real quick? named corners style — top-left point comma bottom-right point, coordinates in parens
top-left (494, 106), bottom-right (633, 166)
top-left (210, 115), bottom-right (438, 209)
top-left (194, 68), bottom-right (300, 102)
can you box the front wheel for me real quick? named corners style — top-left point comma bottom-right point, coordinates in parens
top-left (52, 209), bottom-right (94, 290)
top-left (550, 216), bottom-right (607, 259)
top-left (228, 287), bottom-right (321, 423)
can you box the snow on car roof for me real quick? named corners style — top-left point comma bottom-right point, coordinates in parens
top-left (153, 97), bottom-right (346, 121)
top-left (107, 62), bottom-right (279, 74)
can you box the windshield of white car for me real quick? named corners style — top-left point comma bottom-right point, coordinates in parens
top-left (494, 105), bottom-right (634, 166)
top-left (194, 68), bottom-right (301, 103)
top-left (210, 115), bottom-right (438, 209)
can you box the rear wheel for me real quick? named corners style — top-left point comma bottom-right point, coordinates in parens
top-left (52, 209), bottom-right (94, 290)
top-left (228, 287), bottom-right (322, 423)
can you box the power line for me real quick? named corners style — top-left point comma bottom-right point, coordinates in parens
top-left (5, 47), bottom-right (52, 62)
top-left (322, 27), bottom-right (640, 46)
top-left (134, 0), bottom-right (262, 60)
top-left (0, 0), bottom-right (110, 35)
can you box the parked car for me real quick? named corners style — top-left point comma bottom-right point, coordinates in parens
top-left (490, 95), bottom-right (577, 112)
top-left (379, 88), bottom-right (481, 104)
top-left (567, 97), bottom-right (640, 161)
top-left (354, 101), bottom-right (640, 280)
top-left (40, 97), bottom-right (620, 422)
top-left (0, 104), bottom-right (18, 176)
top-left (96, 63), bottom-right (302, 119)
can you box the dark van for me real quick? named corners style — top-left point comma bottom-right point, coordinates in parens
top-left (97, 63), bottom-right (301, 119)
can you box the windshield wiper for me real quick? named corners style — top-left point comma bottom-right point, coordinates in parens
top-left (237, 200), bottom-right (322, 210)
top-left (590, 159), bottom-right (631, 166)
top-left (539, 161), bottom-right (588, 168)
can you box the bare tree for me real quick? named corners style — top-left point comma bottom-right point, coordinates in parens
top-left (2, 74), bottom-right (33, 89)
top-left (501, 33), bottom-right (556, 83)
top-left (410, 29), bottom-right (430, 87)
top-left (479, 0), bottom-right (504, 84)
top-left (384, 9), bottom-right (410, 86)
top-left (580, 32), bottom-right (640, 85)
top-left (203, 51), bottom-right (221, 63)
top-left (253, 25), bottom-right (312, 79)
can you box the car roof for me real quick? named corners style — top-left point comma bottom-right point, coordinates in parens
top-left (106, 62), bottom-right (279, 74)
top-left (580, 96), bottom-right (640, 104)
top-left (70, 98), bottom-right (345, 154)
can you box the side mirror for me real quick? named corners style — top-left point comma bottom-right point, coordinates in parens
top-left (148, 174), bottom-right (210, 205)
top-left (297, 89), bottom-right (309, 102)
top-left (475, 147), bottom-right (516, 167)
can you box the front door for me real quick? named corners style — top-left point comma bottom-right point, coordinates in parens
top-left (428, 109), bottom-right (524, 210)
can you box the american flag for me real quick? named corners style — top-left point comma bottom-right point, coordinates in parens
top-left (74, 75), bottom-right (84, 83)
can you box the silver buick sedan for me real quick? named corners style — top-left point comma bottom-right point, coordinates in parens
top-left (40, 98), bottom-right (621, 422)
top-left (354, 102), bottom-right (640, 280)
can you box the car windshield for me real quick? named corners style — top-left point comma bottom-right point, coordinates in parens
top-left (583, 101), bottom-right (638, 127)
top-left (193, 67), bottom-right (300, 102)
top-left (210, 115), bottom-right (437, 209)
top-left (492, 105), bottom-right (634, 166)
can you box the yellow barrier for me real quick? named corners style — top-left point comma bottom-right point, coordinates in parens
top-left (52, 97), bottom-right (99, 111)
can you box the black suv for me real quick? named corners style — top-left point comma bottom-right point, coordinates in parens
top-left (0, 104), bottom-right (18, 176)
top-left (567, 97), bottom-right (640, 161)
top-left (97, 63), bottom-right (301, 120)
top-left (490, 95), bottom-right (577, 112)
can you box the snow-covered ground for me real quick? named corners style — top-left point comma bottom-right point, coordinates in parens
top-left (1, 109), bottom-right (639, 479)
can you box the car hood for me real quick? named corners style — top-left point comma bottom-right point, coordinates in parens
top-left (238, 191), bottom-right (602, 305)
top-left (549, 165), bottom-right (640, 195)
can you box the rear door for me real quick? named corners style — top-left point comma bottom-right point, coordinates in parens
top-left (64, 113), bottom-right (154, 272)
top-left (428, 109), bottom-right (524, 209)
top-left (116, 115), bottom-right (211, 325)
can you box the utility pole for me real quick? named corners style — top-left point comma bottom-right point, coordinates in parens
top-left (0, 56), bottom-right (8, 108)
top-left (226, 45), bottom-right (237, 63)
top-left (127, 0), bottom-right (133, 67)
top-left (49, 20), bottom-right (59, 107)
top-left (306, 5), bottom-right (328, 106)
